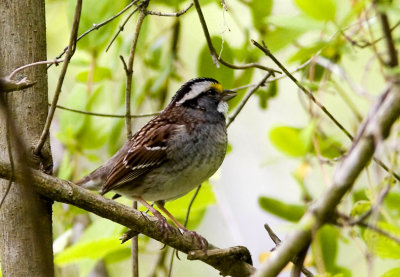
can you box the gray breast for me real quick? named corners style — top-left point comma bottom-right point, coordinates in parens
top-left (137, 122), bottom-right (227, 201)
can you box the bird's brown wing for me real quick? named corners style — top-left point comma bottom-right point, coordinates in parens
top-left (101, 122), bottom-right (180, 195)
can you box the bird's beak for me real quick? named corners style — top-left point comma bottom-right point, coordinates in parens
top-left (221, 90), bottom-right (237, 101)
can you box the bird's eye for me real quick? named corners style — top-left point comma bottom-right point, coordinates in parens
top-left (207, 89), bottom-right (217, 96)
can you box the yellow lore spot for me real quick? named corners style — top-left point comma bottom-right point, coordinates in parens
top-left (211, 83), bottom-right (224, 93)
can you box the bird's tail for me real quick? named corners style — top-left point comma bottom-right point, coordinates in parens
top-left (75, 166), bottom-right (108, 190)
top-left (75, 140), bottom-right (130, 190)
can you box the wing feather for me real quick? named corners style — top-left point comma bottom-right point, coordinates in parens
top-left (101, 123), bottom-right (180, 194)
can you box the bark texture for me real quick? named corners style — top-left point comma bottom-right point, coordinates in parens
top-left (0, 0), bottom-right (54, 276)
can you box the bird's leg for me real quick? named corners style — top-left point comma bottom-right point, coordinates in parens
top-left (143, 202), bottom-right (155, 214)
top-left (155, 200), bottom-right (186, 231)
top-left (136, 197), bottom-right (172, 239)
top-left (155, 201), bottom-right (208, 251)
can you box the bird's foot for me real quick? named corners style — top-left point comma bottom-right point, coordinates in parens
top-left (153, 212), bottom-right (174, 241)
top-left (178, 227), bottom-right (208, 252)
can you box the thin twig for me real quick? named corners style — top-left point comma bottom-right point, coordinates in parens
top-left (131, 201), bottom-right (139, 277)
top-left (357, 221), bottom-right (400, 245)
top-left (34, 0), bottom-right (82, 155)
top-left (339, 211), bottom-right (400, 245)
top-left (122, 1), bottom-right (149, 274)
top-left (123, 1), bottom-right (148, 139)
top-left (9, 59), bottom-right (64, 79)
top-left (106, 7), bottom-right (139, 52)
top-left (227, 72), bottom-right (273, 127)
top-left (348, 181), bottom-right (391, 225)
top-left (50, 0), bottom-right (138, 66)
top-left (168, 184), bottom-right (203, 276)
top-left (290, 247), bottom-right (308, 277)
top-left (264, 224), bottom-right (314, 277)
top-left (377, 10), bottom-right (398, 67)
top-left (145, 3), bottom-right (193, 17)
top-left (184, 185), bottom-right (202, 227)
top-left (341, 20), bottom-right (400, 49)
top-left (53, 103), bottom-right (159, 118)
top-left (149, 248), bottom-right (169, 277)
top-left (252, 40), bottom-right (353, 139)
top-left (192, 0), bottom-right (279, 74)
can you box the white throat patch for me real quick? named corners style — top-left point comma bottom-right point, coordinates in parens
top-left (176, 81), bottom-right (213, 105)
top-left (217, 101), bottom-right (228, 115)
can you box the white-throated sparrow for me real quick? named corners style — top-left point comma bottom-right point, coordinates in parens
top-left (76, 77), bottom-right (236, 234)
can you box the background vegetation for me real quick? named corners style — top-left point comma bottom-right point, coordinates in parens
top-left (1, 0), bottom-right (400, 276)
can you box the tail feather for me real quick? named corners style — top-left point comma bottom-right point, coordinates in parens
top-left (75, 141), bottom-right (131, 191)
top-left (75, 165), bottom-right (108, 190)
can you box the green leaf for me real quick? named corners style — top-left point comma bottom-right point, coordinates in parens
top-left (385, 192), bottom-right (400, 216)
top-left (263, 28), bottom-right (304, 52)
top-left (313, 225), bottom-right (339, 272)
top-left (151, 0), bottom-right (214, 7)
top-left (226, 143), bottom-right (232, 154)
top-left (381, 268), bottom-right (400, 277)
top-left (57, 152), bottom-right (74, 180)
top-left (78, 86), bottom-right (111, 150)
top-left (165, 182), bottom-right (216, 229)
top-left (76, 67), bottom-right (112, 83)
top-left (55, 238), bottom-right (128, 265)
top-left (107, 119), bottom-right (125, 156)
top-left (255, 80), bottom-right (278, 110)
top-left (144, 37), bottom-right (165, 69)
top-left (316, 134), bottom-right (342, 159)
top-left (364, 222), bottom-right (400, 259)
top-left (250, 0), bottom-right (273, 31)
top-left (294, 0), bottom-right (336, 21)
top-left (81, 216), bottom-right (125, 242)
top-left (258, 196), bottom-right (306, 222)
top-left (57, 86), bottom-right (89, 151)
top-left (288, 42), bottom-right (327, 63)
top-left (266, 15), bottom-right (324, 31)
top-left (353, 190), bottom-right (368, 202)
top-left (103, 247), bottom-right (131, 264)
top-left (198, 36), bottom-right (235, 89)
top-left (269, 125), bottom-right (314, 158)
top-left (350, 200), bottom-right (371, 217)
top-left (228, 68), bottom-right (254, 110)
top-left (334, 266), bottom-right (352, 277)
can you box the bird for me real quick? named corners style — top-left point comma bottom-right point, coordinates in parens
top-left (76, 77), bottom-right (236, 238)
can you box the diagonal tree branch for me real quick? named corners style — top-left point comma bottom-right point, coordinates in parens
top-left (192, 0), bottom-right (279, 74)
top-left (0, 162), bottom-right (255, 277)
top-left (253, 78), bottom-right (400, 277)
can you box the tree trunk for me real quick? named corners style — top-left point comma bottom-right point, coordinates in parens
top-left (0, 0), bottom-right (54, 276)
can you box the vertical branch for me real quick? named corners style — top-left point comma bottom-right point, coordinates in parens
top-left (0, 0), bottom-right (56, 275)
top-left (34, 0), bottom-right (82, 155)
top-left (123, 1), bottom-right (148, 139)
top-left (131, 201), bottom-right (139, 277)
top-left (121, 2), bottom-right (149, 276)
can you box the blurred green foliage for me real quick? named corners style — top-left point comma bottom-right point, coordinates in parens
top-left (258, 196), bottom-right (306, 222)
top-left (39, 0), bottom-right (400, 276)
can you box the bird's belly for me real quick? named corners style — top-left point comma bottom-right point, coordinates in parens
top-left (138, 146), bottom-right (225, 201)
